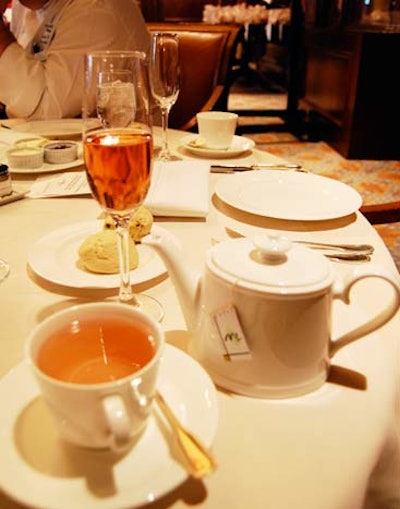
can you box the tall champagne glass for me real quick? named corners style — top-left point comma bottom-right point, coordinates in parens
top-left (82, 50), bottom-right (163, 321)
top-left (150, 32), bottom-right (180, 161)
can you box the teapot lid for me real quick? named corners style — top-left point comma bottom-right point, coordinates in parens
top-left (210, 234), bottom-right (332, 294)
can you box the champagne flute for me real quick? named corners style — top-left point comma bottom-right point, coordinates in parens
top-left (82, 50), bottom-right (163, 321)
top-left (150, 32), bottom-right (180, 161)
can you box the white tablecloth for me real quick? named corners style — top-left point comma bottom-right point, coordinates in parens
top-left (0, 127), bottom-right (399, 509)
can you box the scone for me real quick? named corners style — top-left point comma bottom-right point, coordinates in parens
top-left (129, 206), bottom-right (153, 242)
top-left (103, 206), bottom-right (153, 242)
top-left (78, 229), bottom-right (139, 274)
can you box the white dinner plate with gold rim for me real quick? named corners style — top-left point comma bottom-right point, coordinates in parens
top-left (181, 134), bottom-right (255, 158)
top-left (0, 344), bottom-right (219, 509)
top-left (28, 221), bottom-right (167, 289)
top-left (215, 170), bottom-right (363, 221)
top-left (8, 119), bottom-right (83, 139)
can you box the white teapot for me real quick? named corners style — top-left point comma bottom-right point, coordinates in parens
top-left (143, 230), bottom-right (400, 398)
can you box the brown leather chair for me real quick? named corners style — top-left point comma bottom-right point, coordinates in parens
top-left (147, 22), bottom-right (241, 131)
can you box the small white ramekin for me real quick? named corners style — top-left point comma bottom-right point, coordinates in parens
top-left (6, 146), bottom-right (44, 169)
top-left (44, 140), bottom-right (78, 164)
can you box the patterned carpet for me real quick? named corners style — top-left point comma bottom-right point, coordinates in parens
top-left (228, 88), bottom-right (400, 272)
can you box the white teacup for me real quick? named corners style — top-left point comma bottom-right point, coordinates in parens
top-left (196, 111), bottom-right (238, 149)
top-left (26, 302), bottom-right (164, 450)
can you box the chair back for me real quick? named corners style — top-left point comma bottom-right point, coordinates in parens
top-left (147, 22), bottom-right (241, 131)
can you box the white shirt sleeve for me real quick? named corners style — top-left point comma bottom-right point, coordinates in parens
top-left (0, 0), bottom-right (150, 119)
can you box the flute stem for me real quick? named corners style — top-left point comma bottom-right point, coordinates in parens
top-left (159, 107), bottom-right (170, 161)
top-left (115, 216), bottom-right (139, 306)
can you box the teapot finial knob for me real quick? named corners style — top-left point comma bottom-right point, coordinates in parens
top-left (252, 234), bottom-right (292, 264)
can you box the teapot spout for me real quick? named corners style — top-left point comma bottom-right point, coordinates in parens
top-left (142, 228), bottom-right (201, 331)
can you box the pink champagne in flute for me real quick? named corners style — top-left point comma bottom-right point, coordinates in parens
top-left (84, 129), bottom-right (152, 214)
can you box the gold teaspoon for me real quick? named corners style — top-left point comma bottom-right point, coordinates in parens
top-left (155, 391), bottom-right (218, 478)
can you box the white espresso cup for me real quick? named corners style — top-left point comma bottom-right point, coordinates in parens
top-left (26, 302), bottom-right (164, 450)
top-left (196, 111), bottom-right (238, 149)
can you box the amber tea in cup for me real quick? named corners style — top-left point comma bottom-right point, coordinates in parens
top-left (37, 315), bottom-right (155, 384)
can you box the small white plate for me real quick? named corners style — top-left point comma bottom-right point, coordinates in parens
top-left (7, 147), bottom-right (84, 174)
top-left (28, 221), bottom-right (167, 288)
top-left (215, 170), bottom-right (362, 221)
top-left (0, 344), bottom-right (219, 509)
top-left (9, 119), bottom-right (83, 139)
top-left (181, 134), bottom-right (255, 158)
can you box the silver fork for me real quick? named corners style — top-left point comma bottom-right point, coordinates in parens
top-left (325, 253), bottom-right (371, 262)
top-left (210, 163), bottom-right (304, 173)
top-left (225, 228), bottom-right (374, 255)
top-left (222, 228), bottom-right (373, 262)
top-left (294, 240), bottom-right (374, 255)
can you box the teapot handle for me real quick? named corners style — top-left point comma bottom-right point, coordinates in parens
top-left (330, 265), bottom-right (400, 357)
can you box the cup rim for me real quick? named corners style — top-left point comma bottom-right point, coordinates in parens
top-left (197, 111), bottom-right (238, 120)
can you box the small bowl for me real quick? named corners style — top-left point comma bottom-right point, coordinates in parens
top-left (6, 146), bottom-right (44, 169)
top-left (44, 140), bottom-right (78, 164)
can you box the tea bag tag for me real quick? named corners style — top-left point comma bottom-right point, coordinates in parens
top-left (213, 305), bottom-right (252, 361)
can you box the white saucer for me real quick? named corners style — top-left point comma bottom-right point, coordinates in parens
top-left (0, 344), bottom-right (219, 509)
top-left (181, 134), bottom-right (255, 158)
top-left (215, 170), bottom-right (362, 221)
top-left (28, 221), bottom-right (167, 289)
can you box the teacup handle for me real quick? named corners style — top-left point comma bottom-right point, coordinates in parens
top-left (330, 265), bottom-right (400, 357)
top-left (102, 394), bottom-right (132, 450)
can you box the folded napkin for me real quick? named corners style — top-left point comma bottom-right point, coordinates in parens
top-left (144, 160), bottom-right (210, 217)
top-left (28, 160), bottom-right (210, 218)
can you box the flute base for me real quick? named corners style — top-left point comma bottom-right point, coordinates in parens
top-left (118, 293), bottom-right (164, 322)
top-left (154, 148), bottom-right (181, 162)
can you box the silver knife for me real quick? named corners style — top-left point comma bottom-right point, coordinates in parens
top-left (210, 163), bottom-right (303, 173)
